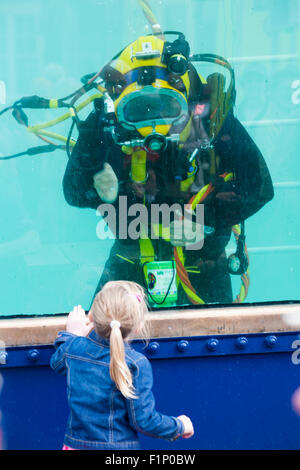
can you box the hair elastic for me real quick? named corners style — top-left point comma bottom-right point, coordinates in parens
top-left (128, 293), bottom-right (142, 303)
top-left (110, 320), bottom-right (121, 329)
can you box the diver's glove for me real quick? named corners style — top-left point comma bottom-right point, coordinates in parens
top-left (93, 163), bottom-right (119, 203)
top-left (170, 213), bottom-right (205, 251)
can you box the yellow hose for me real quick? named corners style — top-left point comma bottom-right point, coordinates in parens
top-left (138, 0), bottom-right (164, 38)
top-left (33, 129), bottom-right (76, 146)
top-left (27, 92), bottom-right (104, 133)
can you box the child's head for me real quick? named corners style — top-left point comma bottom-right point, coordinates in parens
top-left (89, 280), bottom-right (150, 399)
top-left (89, 280), bottom-right (149, 340)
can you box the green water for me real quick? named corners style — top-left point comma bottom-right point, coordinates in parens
top-left (0, 0), bottom-right (299, 315)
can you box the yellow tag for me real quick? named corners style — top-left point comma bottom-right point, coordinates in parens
top-left (49, 99), bottom-right (58, 109)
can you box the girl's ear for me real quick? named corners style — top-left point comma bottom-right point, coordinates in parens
top-left (88, 311), bottom-right (94, 322)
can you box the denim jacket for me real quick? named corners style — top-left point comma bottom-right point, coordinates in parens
top-left (50, 330), bottom-right (184, 450)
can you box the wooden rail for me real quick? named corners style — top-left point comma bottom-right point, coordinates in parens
top-left (0, 303), bottom-right (300, 347)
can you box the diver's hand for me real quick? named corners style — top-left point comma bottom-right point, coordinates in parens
top-left (93, 163), bottom-right (118, 203)
top-left (170, 217), bottom-right (204, 250)
top-left (66, 305), bottom-right (94, 337)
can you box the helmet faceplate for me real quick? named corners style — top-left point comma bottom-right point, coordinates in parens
top-left (104, 35), bottom-right (192, 140)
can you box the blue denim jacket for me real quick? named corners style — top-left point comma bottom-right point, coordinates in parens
top-left (50, 330), bottom-right (184, 450)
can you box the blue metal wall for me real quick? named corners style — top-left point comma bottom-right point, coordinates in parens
top-left (2, 332), bottom-right (300, 450)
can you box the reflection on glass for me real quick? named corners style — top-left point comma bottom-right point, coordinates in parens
top-left (0, 0), bottom-right (299, 316)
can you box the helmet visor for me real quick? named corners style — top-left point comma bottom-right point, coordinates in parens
top-left (116, 85), bottom-right (188, 130)
top-left (124, 94), bottom-right (181, 123)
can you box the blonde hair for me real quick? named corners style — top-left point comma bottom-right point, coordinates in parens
top-left (89, 281), bottom-right (150, 399)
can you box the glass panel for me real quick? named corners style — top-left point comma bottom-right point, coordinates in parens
top-left (0, 0), bottom-right (299, 315)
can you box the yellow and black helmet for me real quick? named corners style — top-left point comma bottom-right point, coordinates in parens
top-left (100, 33), bottom-right (203, 145)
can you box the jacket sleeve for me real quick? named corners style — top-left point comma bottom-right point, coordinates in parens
top-left (62, 111), bottom-right (107, 209)
top-left (50, 331), bottom-right (77, 376)
top-left (126, 355), bottom-right (184, 441)
top-left (205, 114), bottom-right (274, 228)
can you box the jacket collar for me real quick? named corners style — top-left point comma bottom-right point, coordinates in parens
top-left (88, 329), bottom-right (110, 347)
top-left (88, 330), bottom-right (132, 351)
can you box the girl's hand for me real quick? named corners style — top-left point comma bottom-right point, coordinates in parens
top-left (66, 305), bottom-right (94, 337)
top-left (177, 415), bottom-right (194, 439)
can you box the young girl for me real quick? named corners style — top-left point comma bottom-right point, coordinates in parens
top-left (50, 280), bottom-right (194, 450)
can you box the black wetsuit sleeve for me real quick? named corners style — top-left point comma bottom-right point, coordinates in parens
top-left (205, 115), bottom-right (274, 228)
top-left (62, 111), bottom-right (106, 209)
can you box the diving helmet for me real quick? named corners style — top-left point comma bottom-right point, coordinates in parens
top-left (100, 33), bottom-right (199, 151)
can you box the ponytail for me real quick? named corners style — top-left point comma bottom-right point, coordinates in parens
top-left (90, 280), bottom-right (150, 400)
top-left (109, 321), bottom-right (137, 400)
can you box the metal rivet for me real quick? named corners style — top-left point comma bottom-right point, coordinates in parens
top-left (235, 337), bottom-right (248, 349)
top-left (177, 340), bottom-right (189, 352)
top-left (147, 342), bottom-right (159, 354)
top-left (264, 335), bottom-right (277, 348)
top-left (206, 338), bottom-right (219, 351)
top-left (27, 349), bottom-right (40, 362)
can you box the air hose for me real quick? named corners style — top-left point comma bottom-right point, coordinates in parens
top-left (174, 173), bottom-right (250, 305)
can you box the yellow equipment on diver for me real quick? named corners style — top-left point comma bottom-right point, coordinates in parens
top-left (138, 172), bottom-right (250, 307)
top-left (99, 32), bottom-right (194, 153)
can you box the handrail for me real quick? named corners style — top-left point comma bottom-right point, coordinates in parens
top-left (0, 303), bottom-right (300, 347)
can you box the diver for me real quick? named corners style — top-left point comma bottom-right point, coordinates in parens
top-left (62, 32), bottom-right (274, 307)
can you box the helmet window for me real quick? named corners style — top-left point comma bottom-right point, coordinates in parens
top-left (123, 94), bottom-right (182, 123)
